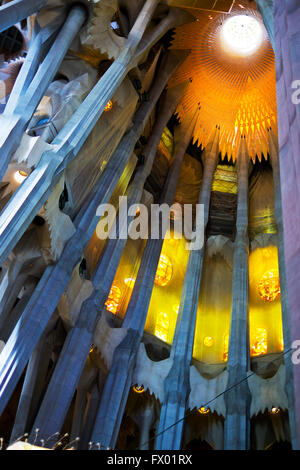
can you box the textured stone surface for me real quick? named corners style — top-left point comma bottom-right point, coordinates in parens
top-left (274, 0), bottom-right (300, 449)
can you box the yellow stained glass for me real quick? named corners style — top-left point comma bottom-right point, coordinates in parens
top-left (154, 311), bottom-right (170, 343)
top-left (251, 327), bottom-right (267, 357)
top-left (155, 254), bottom-right (173, 287)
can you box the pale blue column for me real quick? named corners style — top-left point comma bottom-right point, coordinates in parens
top-left (155, 127), bottom-right (220, 450)
top-left (90, 113), bottom-right (198, 450)
top-left (224, 136), bottom-right (251, 450)
top-left (0, 0), bottom-right (46, 33)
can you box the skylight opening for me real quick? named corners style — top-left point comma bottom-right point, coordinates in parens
top-left (221, 15), bottom-right (264, 56)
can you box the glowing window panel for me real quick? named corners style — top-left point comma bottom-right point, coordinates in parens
top-left (155, 254), bottom-right (173, 287)
top-left (258, 269), bottom-right (281, 302)
top-left (223, 334), bottom-right (229, 362)
top-left (155, 311), bottom-right (170, 343)
top-left (105, 285), bottom-right (121, 314)
top-left (133, 384), bottom-right (145, 394)
top-left (221, 15), bottom-right (264, 56)
top-left (251, 328), bottom-right (267, 357)
top-left (198, 406), bottom-right (210, 415)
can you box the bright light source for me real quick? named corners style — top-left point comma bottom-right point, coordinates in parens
top-left (221, 15), bottom-right (263, 56)
top-left (14, 170), bottom-right (28, 185)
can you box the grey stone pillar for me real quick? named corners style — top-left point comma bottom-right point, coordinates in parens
top-left (155, 127), bottom-right (220, 450)
top-left (256, 0), bottom-right (275, 49)
top-left (9, 328), bottom-right (53, 444)
top-left (224, 136), bottom-right (251, 450)
top-left (90, 112), bottom-right (199, 449)
top-left (268, 128), bottom-right (298, 449)
top-left (138, 402), bottom-right (156, 450)
top-left (0, 0), bottom-right (47, 33)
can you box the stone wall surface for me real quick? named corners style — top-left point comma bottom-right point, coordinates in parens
top-left (274, 0), bottom-right (300, 447)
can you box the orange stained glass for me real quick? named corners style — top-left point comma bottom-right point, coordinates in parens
top-left (155, 254), bottom-right (173, 287)
top-left (251, 328), bottom-right (267, 357)
top-left (105, 285), bottom-right (121, 314)
top-left (104, 100), bottom-right (113, 112)
top-left (258, 269), bottom-right (281, 302)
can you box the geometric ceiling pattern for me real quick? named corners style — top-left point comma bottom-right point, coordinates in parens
top-left (169, 1), bottom-right (277, 161)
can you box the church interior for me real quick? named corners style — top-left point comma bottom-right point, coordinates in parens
top-left (0, 0), bottom-right (299, 451)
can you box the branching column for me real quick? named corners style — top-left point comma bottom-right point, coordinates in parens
top-left (0, 0), bottom-right (46, 33)
top-left (224, 136), bottom-right (251, 450)
top-left (90, 112), bottom-right (199, 450)
top-left (155, 127), bottom-right (220, 450)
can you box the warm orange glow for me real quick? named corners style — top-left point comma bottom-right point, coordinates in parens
top-left (169, 4), bottom-right (276, 161)
top-left (125, 278), bottom-right (136, 289)
top-left (280, 337), bottom-right (284, 352)
top-left (14, 170), bottom-right (28, 184)
top-left (105, 285), bottom-right (121, 314)
top-left (258, 269), bottom-right (281, 302)
top-left (249, 247), bottom-right (284, 357)
top-left (104, 100), bottom-right (113, 112)
top-left (270, 407), bottom-right (280, 415)
top-left (251, 328), bottom-right (267, 357)
top-left (198, 406), bottom-right (210, 415)
top-left (223, 334), bottom-right (229, 362)
top-left (155, 254), bottom-right (173, 287)
top-left (133, 385), bottom-right (145, 394)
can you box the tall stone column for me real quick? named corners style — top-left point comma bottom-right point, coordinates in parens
top-left (0, 0), bottom-right (46, 33)
top-left (256, 0), bottom-right (275, 50)
top-left (90, 112), bottom-right (199, 449)
top-left (155, 127), bottom-right (220, 450)
top-left (268, 128), bottom-right (298, 449)
top-left (224, 136), bottom-right (251, 450)
top-left (273, 0), bottom-right (300, 449)
top-left (9, 327), bottom-right (54, 444)
top-left (0, 50), bottom-right (183, 418)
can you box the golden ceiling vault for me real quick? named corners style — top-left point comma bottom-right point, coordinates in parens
top-left (169, 1), bottom-right (277, 161)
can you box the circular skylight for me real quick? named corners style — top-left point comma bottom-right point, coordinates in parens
top-left (221, 15), bottom-right (264, 56)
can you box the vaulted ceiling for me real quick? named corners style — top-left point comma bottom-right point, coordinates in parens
top-left (169, 0), bottom-right (277, 161)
